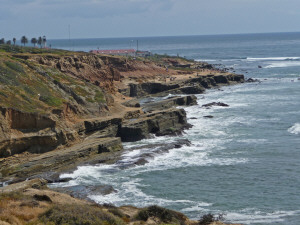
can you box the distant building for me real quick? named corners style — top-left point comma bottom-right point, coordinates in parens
top-left (90, 49), bottom-right (152, 57)
top-left (90, 49), bottom-right (136, 57)
top-left (136, 51), bottom-right (152, 57)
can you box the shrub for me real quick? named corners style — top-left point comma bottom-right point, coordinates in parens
top-left (198, 213), bottom-right (225, 225)
top-left (39, 204), bottom-right (125, 225)
top-left (135, 205), bottom-right (185, 224)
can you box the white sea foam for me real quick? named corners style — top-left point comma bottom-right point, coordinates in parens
top-left (225, 209), bottom-right (300, 224)
top-left (195, 59), bottom-right (218, 62)
top-left (247, 57), bottom-right (300, 61)
top-left (288, 123), bottom-right (300, 135)
top-left (265, 61), bottom-right (300, 68)
top-left (89, 178), bottom-right (199, 207)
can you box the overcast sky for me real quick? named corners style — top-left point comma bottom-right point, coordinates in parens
top-left (1, 0), bottom-right (300, 39)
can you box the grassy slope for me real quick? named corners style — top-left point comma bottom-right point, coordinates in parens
top-left (0, 45), bottom-right (105, 115)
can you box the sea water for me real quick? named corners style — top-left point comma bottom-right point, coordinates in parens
top-left (51, 33), bottom-right (300, 224)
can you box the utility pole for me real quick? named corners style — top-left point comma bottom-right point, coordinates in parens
top-left (68, 24), bottom-right (71, 50)
top-left (136, 40), bottom-right (139, 52)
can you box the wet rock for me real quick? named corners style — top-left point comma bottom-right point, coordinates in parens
top-left (120, 109), bottom-right (190, 142)
top-left (203, 115), bottom-right (214, 118)
top-left (122, 99), bottom-right (141, 108)
top-left (202, 102), bottom-right (229, 108)
top-left (116, 139), bottom-right (191, 169)
top-left (134, 158), bottom-right (149, 166)
top-left (246, 78), bottom-right (260, 83)
top-left (52, 184), bottom-right (117, 200)
top-left (142, 95), bottom-right (197, 112)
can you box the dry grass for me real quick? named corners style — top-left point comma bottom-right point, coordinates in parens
top-left (0, 194), bottom-right (49, 224)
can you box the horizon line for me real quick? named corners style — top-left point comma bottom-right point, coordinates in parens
top-left (47, 31), bottom-right (300, 41)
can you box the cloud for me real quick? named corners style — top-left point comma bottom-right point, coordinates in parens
top-left (2, 0), bottom-right (174, 19)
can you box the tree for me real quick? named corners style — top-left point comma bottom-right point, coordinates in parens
top-left (31, 37), bottom-right (37, 47)
top-left (42, 35), bottom-right (46, 48)
top-left (38, 36), bottom-right (42, 48)
top-left (13, 38), bottom-right (16, 46)
top-left (0, 38), bottom-right (4, 44)
top-left (6, 40), bottom-right (11, 45)
top-left (21, 36), bottom-right (28, 46)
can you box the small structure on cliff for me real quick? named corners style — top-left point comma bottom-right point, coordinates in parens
top-left (90, 49), bottom-right (136, 56)
top-left (90, 49), bottom-right (152, 57)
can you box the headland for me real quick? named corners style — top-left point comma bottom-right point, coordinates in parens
top-left (0, 45), bottom-right (244, 225)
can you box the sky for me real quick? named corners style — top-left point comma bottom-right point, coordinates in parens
top-left (1, 0), bottom-right (300, 40)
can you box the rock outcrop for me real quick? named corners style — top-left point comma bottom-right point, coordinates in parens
top-left (120, 108), bottom-right (190, 142)
top-left (142, 95), bottom-right (197, 112)
top-left (122, 74), bottom-right (244, 97)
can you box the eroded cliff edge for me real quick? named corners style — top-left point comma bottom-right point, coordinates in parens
top-left (0, 45), bottom-right (244, 225)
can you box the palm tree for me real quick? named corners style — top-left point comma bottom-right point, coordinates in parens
top-left (42, 36), bottom-right (46, 48)
top-left (31, 38), bottom-right (37, 47)
top-left (13, 38), bottom-right (16, 46)
top-left (38, 36), bottom-right (42, 48)
top-left (21, 36), bottom-right (28, 46)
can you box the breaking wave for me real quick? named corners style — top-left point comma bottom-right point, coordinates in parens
top-left (288, 123), bottom-right (300, 135)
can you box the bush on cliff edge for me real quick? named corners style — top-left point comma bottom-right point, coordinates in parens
top-left (39, 204), bottom-right (125, 225)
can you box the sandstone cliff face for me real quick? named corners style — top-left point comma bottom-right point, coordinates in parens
top-left (120, 108), bottom-right (190, 142)
top-left (122, 74), bottom-right (244, 98)
top-left (26, 54), bottom-right (122, 84)
top-left (0, 47), bottom-right (244, 172)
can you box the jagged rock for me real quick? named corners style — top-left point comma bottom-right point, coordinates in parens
top-left (246, 78), bottom-right (260, 83)
top-left (0, 178), bottom-right (48, 194)
top-left (83, 117), bottom-right (122, 136)
top-left (122, 99), bottom-right (141, 108)
top-left (142, 95), bottom-right (197, 112)
top-left (120, 109), bottom-right (190, 142)
top-left (129, 83), bottom-right (180, 97)
top-left (124, 74), bottom-right (244, 98)
top-left (53, 184), bottom-right (117, 200)
top-left (124, 110), bottom-right (141, 119)
top-left (202, 102), bottom-right (229, 108)
top-left (0, 137), bottom-right (123, 182)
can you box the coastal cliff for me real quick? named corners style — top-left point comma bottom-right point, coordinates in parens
top-left (0, 45), bottom-right (244, 225)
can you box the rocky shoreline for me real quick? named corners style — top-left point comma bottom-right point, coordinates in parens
top-left (0, 73), bottom-right (244, 185)
top-left (0, 46), bottom-right (244, 225)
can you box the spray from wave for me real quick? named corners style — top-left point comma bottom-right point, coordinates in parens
top-left (288, 123), bottom-right (300, 135)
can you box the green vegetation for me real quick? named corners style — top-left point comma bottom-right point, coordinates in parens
top-left (135, 205), bottom-right (186, 224)
top-left (39, 204), bottom-right (125, 225)
top-left (0, 44), bottom-right (71, 55)
top-left (94, 89), bottom-right (105, 102)
top-left (39, 95), bottom-right (63, 107)
top-left (147, 53), bottom-right (194, 63)
top-left (21, 36), bottom-right (28, 46)
top-left (0, 48), bottom-right (106, 115)
top-left (198, 213), bottom-right (225, 225)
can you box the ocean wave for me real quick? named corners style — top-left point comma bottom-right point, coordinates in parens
top-left (225, 209), bottom-right (300, 224)
top-left (195, 59), bottom-right (217, 62)
top-left (288, 123), bottom-right (300, 135)
top-left (88, 178), bottom-right (201, 207)
top-left (247, 57), bottom-right (300, 61)
top-left (265, 61), bottom-right (300, 68)
top-left (195, 58), bottom-right (244, 62)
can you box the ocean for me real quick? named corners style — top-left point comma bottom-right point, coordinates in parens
top-left (50, 32), bottom-right (300, 225)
